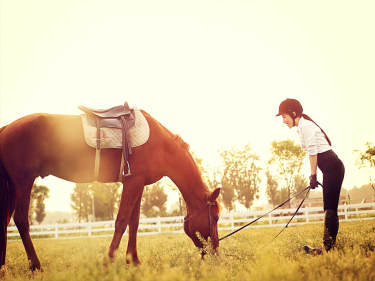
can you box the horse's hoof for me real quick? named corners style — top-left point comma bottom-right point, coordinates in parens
top-left (103, 258), bottom-right (111, 271)
top-left (126, 259), bottom-right (141, 265)
top-left (126, 256), bottom-right (141, 265)
top-left (108, 251), bottom-right (116, 263)
top-left (30, 266), bottom-right (43, 272)
top-left (0, 265), bottom-right (7, 277)
top-left (29, 262), bottom-right (43, 272)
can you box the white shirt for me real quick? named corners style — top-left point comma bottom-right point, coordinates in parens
top-left (297, 117), bottom-right (331, 155)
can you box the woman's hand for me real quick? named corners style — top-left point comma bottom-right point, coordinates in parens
top-left (309, 174), bottom-right (318, 189)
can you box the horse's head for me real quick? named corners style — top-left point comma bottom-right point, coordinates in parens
top-left (183, 188), bottom-right (221, 256)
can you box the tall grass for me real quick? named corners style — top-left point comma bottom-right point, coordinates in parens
top-left (3, 220), bottom-right (375, 281)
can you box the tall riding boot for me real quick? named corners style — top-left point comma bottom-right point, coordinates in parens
top-left (323, 209), bottom-right (339, 252)
top-left (304, 209), bottom-right (339, 255)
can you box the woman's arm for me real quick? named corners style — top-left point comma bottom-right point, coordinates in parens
top-left (309, 154), bottom-right (317, 175)
top-left (309, 154), bottom-right (318, 188)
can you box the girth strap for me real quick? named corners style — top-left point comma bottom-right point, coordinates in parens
top-left (120, 115), bottom-right (132, 177)
top-left (94, 118), bottom-right (101, 179)
top-left (88, 103), bottom-right (135, 181)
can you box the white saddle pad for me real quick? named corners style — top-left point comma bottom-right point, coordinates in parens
top-left (80, 108), bottom-right (150, 149)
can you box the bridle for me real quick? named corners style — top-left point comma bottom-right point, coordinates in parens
top-left (184, 201), bottom-right (218, 242)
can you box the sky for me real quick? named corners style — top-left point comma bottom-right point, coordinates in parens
top-left (1, 0), bottom-right (374, 212)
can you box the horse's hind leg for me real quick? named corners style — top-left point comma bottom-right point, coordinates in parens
top-left (13, 179), bottom-right (41, 271)
top-left (108, 176), bottom-right (144, 262)
top-left (0, 195), bottom-right (14, 275)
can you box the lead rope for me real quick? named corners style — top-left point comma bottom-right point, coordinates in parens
top-left (255, 186), bottom-right (313, 251)
top-left (220, 184), bottom-right (322, 259)
top-left (220, 182), bottom-right (324, 242)
top-left (219, 185), bottom-right (315, 242)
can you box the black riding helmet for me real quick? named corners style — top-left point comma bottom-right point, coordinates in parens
top-left (276, 98), bottom-right (303, 117)
top-left (276, 98), bottom-right (303, 126)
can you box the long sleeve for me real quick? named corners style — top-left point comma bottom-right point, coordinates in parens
top-left (298, 118), bottom-right (331, 155)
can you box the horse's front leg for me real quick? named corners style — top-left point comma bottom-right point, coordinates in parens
top-left (126, 193), bottom-right (143, 265)
top-left (108, 176), bottom-right (144, 261)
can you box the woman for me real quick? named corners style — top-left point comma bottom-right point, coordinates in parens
top-left (276, 98), bottom-right (345, 255)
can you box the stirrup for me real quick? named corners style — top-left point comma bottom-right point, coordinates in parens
top-left (122, 161), bottom-right (131, 177)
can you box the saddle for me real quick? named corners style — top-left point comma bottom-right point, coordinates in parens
top-left (79, 102), bottom-right (135, 180)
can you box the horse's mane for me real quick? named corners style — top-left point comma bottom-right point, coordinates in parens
top-left (142, 110), bottom-right (207, 186)
top-left (141, 110), bottom-right (190, 151)
top-left (173, 135), bottom-right (190, 151)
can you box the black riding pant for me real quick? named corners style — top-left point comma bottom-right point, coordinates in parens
top-left (317, 150), bottom-right (345, 211)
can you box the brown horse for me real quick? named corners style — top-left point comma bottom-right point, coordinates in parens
top-left (0, 109), bottom-right (221, 271)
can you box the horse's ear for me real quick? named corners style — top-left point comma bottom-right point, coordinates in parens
top-left (209, 188), bottom-right (221, 202)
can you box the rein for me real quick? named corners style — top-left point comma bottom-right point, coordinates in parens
top-left (219, 183), bottom-right (321, 241)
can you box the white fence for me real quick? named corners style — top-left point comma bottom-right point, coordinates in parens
top-left (7, 202), bottom-right (375, 240)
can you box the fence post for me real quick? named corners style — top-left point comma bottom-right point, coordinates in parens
top-left (231, 213), bottom-right (235, 230)
top-left (55, 224), bottom-right (58, 239)
top-left (268, 212), bottom-right (272, 225)
top-left (344, 205), bottom-right (348, 221)
top-left (157, 217), bottom-right (162, 233)
top-left (88, 222), bottom-right (92, 237)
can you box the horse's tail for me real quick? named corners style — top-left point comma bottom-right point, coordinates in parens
top-left (0, 128), bottom-right (15, 266)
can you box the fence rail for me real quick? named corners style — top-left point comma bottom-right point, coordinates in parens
top-left (7, 202), bottom-right (375, 240)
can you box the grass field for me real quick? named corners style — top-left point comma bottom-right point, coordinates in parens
top-left (2, 220), bottom-right (375, 281)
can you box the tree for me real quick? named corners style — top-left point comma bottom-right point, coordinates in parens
top-left (192, 151), bottom-right (226, 212)
top-left (90, 182), bottom-right (121, 221)
top-left (220, 144), bottom-right (261, 210)
top-left (356, 142), bottom-right (375, 191)
top-left (268, 140), bottom-right (306, 207)
top-left (71, 182), bottom-right (121, 222)
top-left (266, 170), bottom-right (279, 206)
top-left (266, 170), bottom-right (290, 207)
top-left (294, 174), bottom-right (309, 200)
top-left (236, 150), bottom-right (261, 209)
top-left (71, 183), bottom-right (92, 222)
top-left (343, 184), bottom-right (375, 203)
top-left (142, 181), bottom-right (168, 217)
top-left (220, 172), bottom-right (235, 212)
top-left (29, 184), bottom-right (50, 225)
